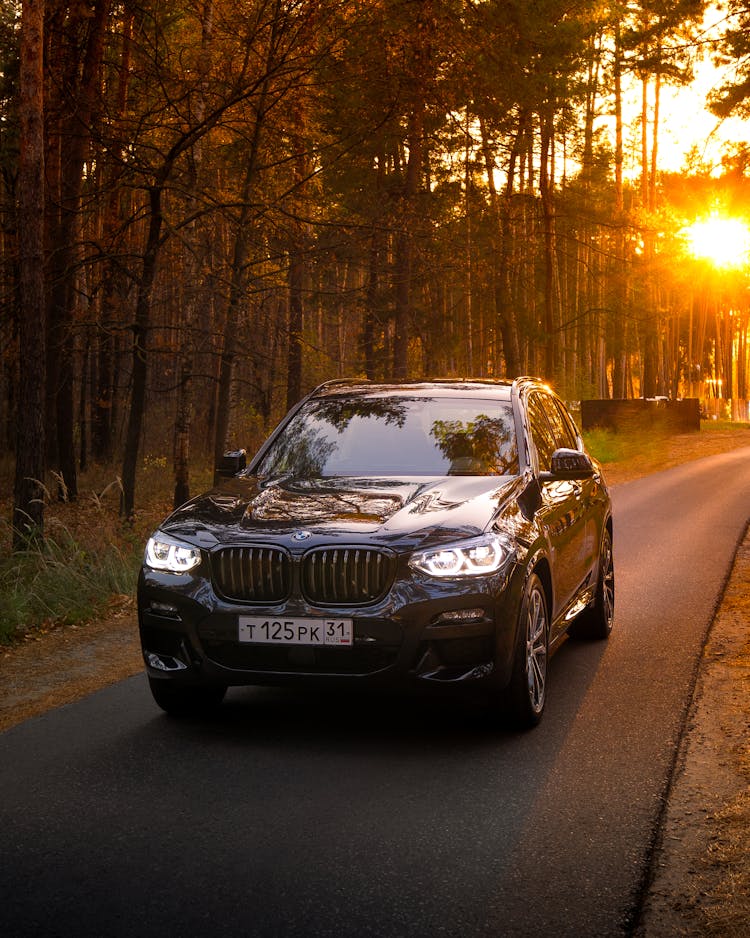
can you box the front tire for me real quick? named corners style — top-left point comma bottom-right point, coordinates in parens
top-left (503, 572), bottom-right (549, 730)
top-left (148, 677), bottom-right (227, 718)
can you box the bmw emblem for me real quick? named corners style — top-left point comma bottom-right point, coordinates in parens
top-left (291, 531), bottom-right (312, 542)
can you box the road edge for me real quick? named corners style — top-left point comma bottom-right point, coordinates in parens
top-left (630, 520), bottom-right (750, 934)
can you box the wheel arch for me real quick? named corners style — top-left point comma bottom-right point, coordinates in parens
top-left (530, 554), bottom-right (553, 623)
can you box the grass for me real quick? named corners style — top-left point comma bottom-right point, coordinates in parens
top-left (703, 419), bottom-right (750, 432)
top-left (0, 454), bottom-right (208, 645)
top-left (584, 420), bottom-right (750, 486)
top-left (0, 523), bottom-right (141, 643)
top-left (582, 427), bottom-right (638, 464)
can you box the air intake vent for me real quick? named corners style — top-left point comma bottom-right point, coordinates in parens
top-left (213, 547), bottom-right (291, 603)
top-left (302, 548), bottom-right (393, 605)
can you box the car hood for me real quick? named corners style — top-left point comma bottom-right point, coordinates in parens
top-left (161, 474), bottom-right (521, 550)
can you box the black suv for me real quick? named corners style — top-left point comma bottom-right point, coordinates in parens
top-left (138, 378), bottom-right (614, 728)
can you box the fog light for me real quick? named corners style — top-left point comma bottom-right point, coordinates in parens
top-left (435, 608), bottom-right (486, 624)
top-left (145, 652), bottom-right (187, 672)
top-left (149, 602), bottom-right (179, 617)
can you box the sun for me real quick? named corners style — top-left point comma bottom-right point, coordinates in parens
top-left (682, 215), bottom-right (750, 268)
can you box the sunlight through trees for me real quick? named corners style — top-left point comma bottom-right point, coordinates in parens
top-left (4, 0), bottom-right (750, 530)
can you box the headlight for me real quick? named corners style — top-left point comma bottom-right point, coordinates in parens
top-left (144, 532), bottom-right (202, 573)
top-left (409, 533), bottom-right (513, 578)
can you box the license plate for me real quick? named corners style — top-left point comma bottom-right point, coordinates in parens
top-left (238, 616), bottom-right (353, 647)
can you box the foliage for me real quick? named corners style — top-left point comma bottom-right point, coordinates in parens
top-left (5, 0), bottom-right (750, 533)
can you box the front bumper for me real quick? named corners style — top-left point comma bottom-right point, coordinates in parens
top-left (137, 558), bottom-right (524, 692)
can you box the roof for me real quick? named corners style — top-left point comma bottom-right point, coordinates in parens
top-left (310, 379), bottom-right (517, 401)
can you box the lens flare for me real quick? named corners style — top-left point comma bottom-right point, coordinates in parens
top-left (683, 216), bottom-right (750, 268)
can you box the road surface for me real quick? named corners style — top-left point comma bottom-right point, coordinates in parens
top-left (2, 448), bottom-right (749, 937)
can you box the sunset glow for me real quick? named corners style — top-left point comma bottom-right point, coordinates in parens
top-left (683, 216), bottom-right (750, 268)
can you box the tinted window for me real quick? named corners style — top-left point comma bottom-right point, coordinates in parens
top-left (527, 394), bottom-right (557, 472)
top-left (256, 395), bottom-right (519, 478)
top-left (545, 396), bottom-right (579, 450)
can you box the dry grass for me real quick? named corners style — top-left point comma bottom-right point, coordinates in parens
top-left (701, 788), bottom-right (750, 935)
top-left (637, 538), bottom-right (750, 936)
top-left (0, 454), bottom-right (213, 643)
top-left (695, 613), bottom-right (750, 936)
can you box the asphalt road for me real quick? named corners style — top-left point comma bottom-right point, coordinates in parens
top-left (2, 448), bottom-right (750, 938)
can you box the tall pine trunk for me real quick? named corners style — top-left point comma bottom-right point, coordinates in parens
top-left (13, 0), bottom-right (46, 546)
top-left (47, 0), bottom-right (110, 499)
top-left (393, 104), bottom-right (423, 380)
top-left (173, 0), bottom-right (214, 509)
top-left (94, 7), bottom-right (133, 461)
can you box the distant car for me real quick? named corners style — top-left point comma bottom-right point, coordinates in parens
top-left (138, 378), bottom-right (614, 729)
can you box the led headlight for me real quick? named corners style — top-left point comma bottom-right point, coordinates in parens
top-left (409, 533), bottom-right (513, 578)
top-left (145, 532), bottom-right (202, 573)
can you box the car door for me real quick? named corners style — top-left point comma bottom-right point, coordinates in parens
top-left (526, 391), bottom-right (590, 621)
top-left (546, 395), bottom-right (600, 582)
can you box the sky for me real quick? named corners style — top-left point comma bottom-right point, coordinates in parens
top-left (629, 5), bottom-right (750, 175)
top-left (652, 62), bottom-right (750, 173)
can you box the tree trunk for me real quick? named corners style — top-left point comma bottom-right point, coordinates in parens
top-left (649, 65), bottom-right (661, 212)
top-left (286, 247), bottom-right (304, 409)
top-left (480, 117), bottom-right (520, 376)
top-left (539, 108), bottom-right (558, 380)
top-left (393, 104), bottom-right (423, 380)
top-left (94, 6), bottom-right (133, 461)
top-left (13, 0), bottom-right (46, 547)
top-left (640, 75), bottom-right (649, 206)
top-left (173, 0), bottom-right (213, 509)
top-left (213, 112), bottom-right (267, 467)
top-left (362, 152), bottom-right (386, 379)
top-left (120, 185), bottom-right (163, 521)
top-left (47, 0), bottom-right (111, 499)
top-left (612, 23), bottom-right (626, 399)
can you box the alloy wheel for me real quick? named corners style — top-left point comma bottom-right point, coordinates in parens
top-left (525, 584), bottom-right (548, 714)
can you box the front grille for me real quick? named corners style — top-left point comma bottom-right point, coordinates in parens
top-left (211, 545), bottom-right (393, 606)
top-left (213, 546), bottom-right (292, 602)
top-left (302, 548), bottom-right (393, 605)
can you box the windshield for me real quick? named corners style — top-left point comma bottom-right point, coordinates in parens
top-left (256, 395), bottom-right (518, 479)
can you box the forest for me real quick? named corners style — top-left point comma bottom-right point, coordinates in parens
top-left (5, 0), bottom-right (750, 541)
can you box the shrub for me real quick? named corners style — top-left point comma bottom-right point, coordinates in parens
top-left (0, 522), bottom-right (141, 644)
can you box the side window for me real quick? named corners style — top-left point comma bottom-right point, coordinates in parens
top-left (545, 396), bottom-right (579, 451)
top-left (526, 394), bottom-right (557, 473)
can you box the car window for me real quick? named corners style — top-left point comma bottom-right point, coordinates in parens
top-left (545, 396), bottom-right (579, 451)
top-left (256, 395), bottom-right (519, 478)
top-left (526, 394), bottom-right (557, 473)
top-left (555, 399), bottom-right (582, 448)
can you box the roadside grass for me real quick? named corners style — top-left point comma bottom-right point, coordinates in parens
top-left (701, 760), bottom-right (750, 935)
top-left (584, 420), bottom-right (750, 486)
top-left (0, 455), bottom-right (213, 645)
top-left (582, 427), bottom-right (638, 464)
top-left (0, 523), bottom-right (141, 643)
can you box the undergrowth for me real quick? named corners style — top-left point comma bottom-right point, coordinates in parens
top-left (0, 522), bottom-right (141, 643)
top-left (0, 454), bottom-right (211, 645)
top-left (582, 428), bottom-right (637, 464)
top-left (583, 420), bottom-right (750, 474)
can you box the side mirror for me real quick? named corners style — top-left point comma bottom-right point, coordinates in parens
top-left (214, 449), bottom-right (247, 484)
top-left (540, 448), bottom-right (595, 482)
